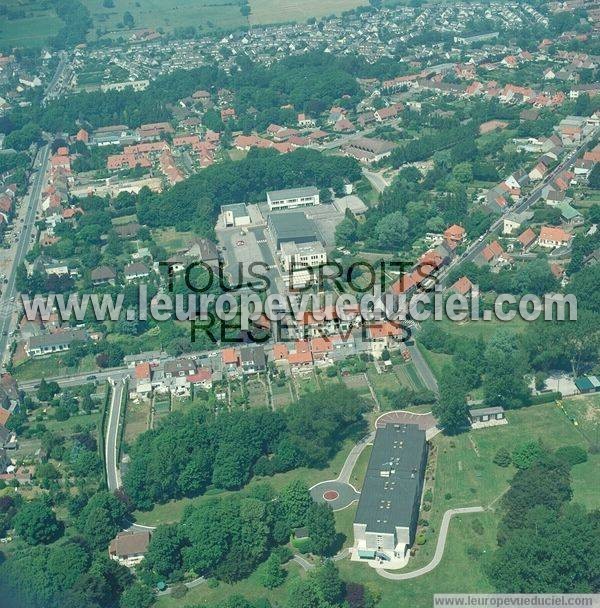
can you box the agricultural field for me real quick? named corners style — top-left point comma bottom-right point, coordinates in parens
top-left (83, 0), bottom-right (248, 39)
top-left (249, 0), bottom-right (366, 25)
top-left (0, 2), bottom-right (62, 48)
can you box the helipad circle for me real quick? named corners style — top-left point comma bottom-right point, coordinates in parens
top-left (323, 490), bottom-right (339, 501)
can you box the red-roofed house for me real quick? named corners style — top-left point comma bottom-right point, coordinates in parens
top-left (135, 363), bottom-right (152, 395)
top-left (310, 337), bottom-right (333, 362)
top-left (479, 240), bottom-right (505, 265)
top-left (367, 322), bottom-right (403, 356)
top-left (272, 342), bottom-right (289, 363)
top-left (539, 226), bottom-right (572, 249)
top-left (450, 276), bottom-right (474, 296)
top-left (518, 228), bottom-right (537, 250)
top-left (222, 348), bottom-right (239, 372)
top-left (444, 224), bottom-right (466, 243)
top-left (187, 368), bottom-right (213, 390)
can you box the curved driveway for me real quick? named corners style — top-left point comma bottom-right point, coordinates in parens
top-left (377, 507), bottom-right (484, 580)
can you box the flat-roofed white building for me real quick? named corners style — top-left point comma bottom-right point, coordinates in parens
top-left (221, 203), bottom-right (251, 227)
top-left (266, 186), bottom-right (320, 211)
top-left (280, 241), bottom-right (327, 272)
top-left (353, 423), bottom-right (427, 567)
top-left (280, 241), bottom-right (327, 289)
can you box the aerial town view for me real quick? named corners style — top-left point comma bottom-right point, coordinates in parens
top-left (0, 0), bottom-right (599, 607)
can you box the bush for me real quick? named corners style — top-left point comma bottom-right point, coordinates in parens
top-left (273, 545), bottom-right (293, 564)
top-left (424, 489), bottom-right (433, 502)
top-left (416, 534), bottom-right (426, 545)
top-left (493, 447), bottom-right (512, 467)
top-left (444, 492), bottom-right (452, 500)
top-left (291, 537), bottom-right (312, 554)
top-left (554, 445), bottom-right (588, 467)
top-left (529, 391), bottom-right (562, 405)
top-left (512, 441), bottom-right (544, 469)
top-left (471, 518), bottom-right (484, 536)
top-left (170, 583), bottom-right (187, 599)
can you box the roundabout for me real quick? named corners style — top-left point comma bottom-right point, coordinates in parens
top-left (310, 479), bottom-right (360, 511)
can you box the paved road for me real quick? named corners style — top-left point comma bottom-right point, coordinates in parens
top-left (407, 342), bottom-right (439, 395)
top-left (338, 431), bottom-right (375, 485)
top-left (362, 167), bottom-right (390, 193)
top-left (44, 51), bottom-right (69, 103)
top-left (105, 379), bottom-right (126, 492)
top-left (377, 507), bottom-right (485, 580)
top-left (19, 367), bottom-right (133, 392)
top-left (0, 144), bottom-right (51, 368)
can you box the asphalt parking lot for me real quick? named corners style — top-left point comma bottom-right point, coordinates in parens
top-left (215, 225), bottom-right (283, 295)
top-left (304, 204), bottom-right (345, 246)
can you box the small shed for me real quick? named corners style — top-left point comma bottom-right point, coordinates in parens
top-left (575, 375), bottom-right (600, 394)
top-left (293, 527), bottom-right (309, 540)
top-left (469, 406), bottom-right (505, 424)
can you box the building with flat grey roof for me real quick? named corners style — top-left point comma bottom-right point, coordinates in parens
top-left (353, 423), bottom-right (427, 563)
top-left (267, 211), bottom-right (320, 250)
top-left (266, 186), bottom-right (319, 211)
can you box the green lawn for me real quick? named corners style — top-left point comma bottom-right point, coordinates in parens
top-left (572, 454), bottom-right (600, 509)
top-left (560, 393), bottom-right (600, 448)
top-left (12, 354), bottom-right (98, 381)
top-left (348, 445), bottom-right (372, 491)
top-left (152, 228), bottom-right (194, 253)
top-left (155, 559), bottom-right (304, 608)
top-left (43, 411), bottom-right (102, 433)
top-left (335, 503), bottom-right (358, 548)
top-left (439, 317), bottom-right (527, 341)
top-left (416, 343), bottom-right (452, 381)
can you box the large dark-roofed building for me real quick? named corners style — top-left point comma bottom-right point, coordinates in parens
top-left (353, 423), bottom-right (427, 563)
top-left (267, 211), bottom-right (320, 250)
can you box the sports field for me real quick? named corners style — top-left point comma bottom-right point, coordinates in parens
top-left (249, 0), bottom-right (366, 24)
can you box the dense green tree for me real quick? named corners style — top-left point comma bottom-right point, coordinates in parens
top-left (278, 480), bottom-right (312, 530)
top-left (375, 211), bottom-right (409, 250)
top-left (433, 363), bottom-right (470, 434)
top-left (488, 504), bottom-right (599, 592)
top-left (258, 553), bottom-right (286, 589)
top-left (37, 378), bottom-right (61, 402)
top-left (119, 582), bottom-right (154, 608)
top-left (305, 503), bottom-right (339, 556)
top-left (501, 460), bottom-right (572, 531)
top-left (493, 447), bottom-right (511, 467)
top-left (511, 441), bottom-right (545, 470)
top-left (13, 497), bottom-right (62, 545)
top-left (483, 331), bottom-right (530, 410)
top-left (143, 526), bottom-right (182, 579)
top-left (76, 492), bottom-right (128, 550)
top-left (588, 162), bottom-right (600, 189)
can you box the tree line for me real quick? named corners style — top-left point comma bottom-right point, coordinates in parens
top-left (124, 386), bottom-right (369, 510)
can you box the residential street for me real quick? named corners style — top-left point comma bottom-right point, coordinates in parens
top-left (105, 378), bottom-right (126, 492)
top-left (0, 144), bottom-right (51, 368)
